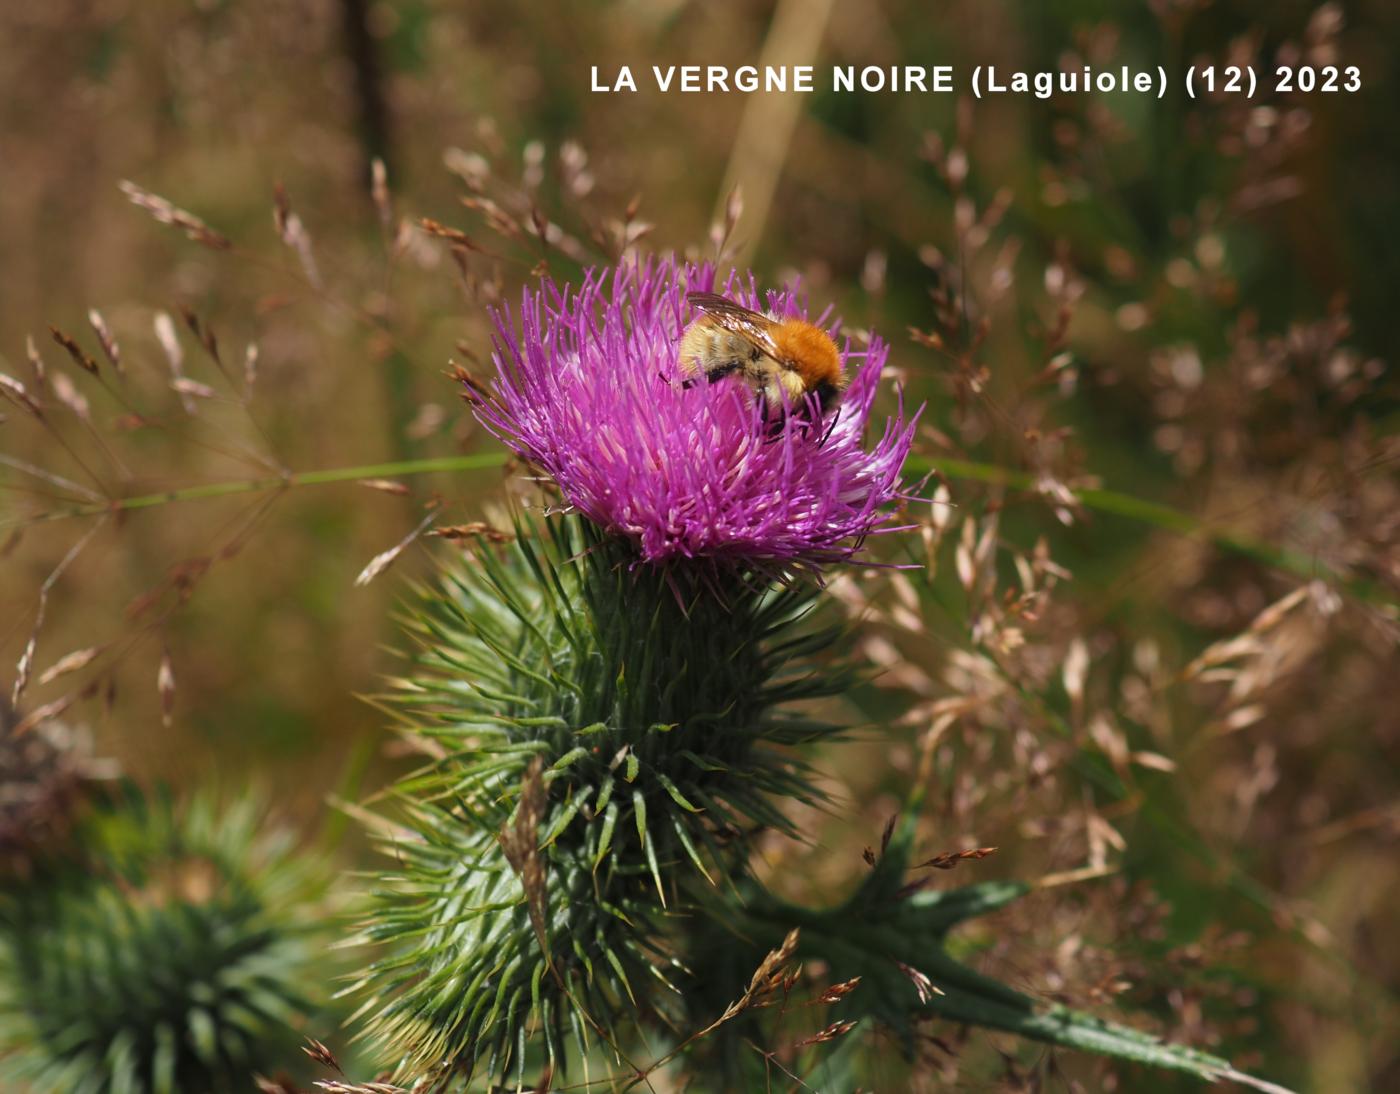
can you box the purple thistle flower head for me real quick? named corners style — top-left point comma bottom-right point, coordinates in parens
top-left (475, 257), bottom-right (919, 572)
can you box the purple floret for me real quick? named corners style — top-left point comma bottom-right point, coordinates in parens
top-left (474, 257), bottom-right (919, 572)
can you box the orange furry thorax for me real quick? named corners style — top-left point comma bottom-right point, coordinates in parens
top-left (772, 320), bottom-right (844, 388)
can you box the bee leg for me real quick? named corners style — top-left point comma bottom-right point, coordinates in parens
top-left (756, 389), bottom-right (786, 440)
top-left (817, 405), bottom-right (843, 447)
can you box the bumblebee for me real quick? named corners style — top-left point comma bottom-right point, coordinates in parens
top-left (678, 291), bottom-right (846, 415)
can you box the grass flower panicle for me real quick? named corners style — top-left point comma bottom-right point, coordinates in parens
top-left (475, 258), bottom-right (918, 572)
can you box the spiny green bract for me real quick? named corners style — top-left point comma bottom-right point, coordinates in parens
top-left (682, 811), bottom-right (1253, 1090)
top-left (0, 786), bottom-right (329, 1093)
top-left (353, 517), bottom-right (851, 1084)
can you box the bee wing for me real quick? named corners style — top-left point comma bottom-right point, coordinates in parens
top-left (686, 292), bottom-right (783, 359)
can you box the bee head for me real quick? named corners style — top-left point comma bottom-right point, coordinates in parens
top-left (771, 320), bottom-right (844, 393)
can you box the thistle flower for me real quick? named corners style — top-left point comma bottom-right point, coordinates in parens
top-left (353, 261), bottom-right (1289, 1091)
top-left (0, 787), bottom-right (333, 1092)
top-left (475, 258), bottom-right (917, 572)
top-left (354, 519), bottom-right (852, 1084)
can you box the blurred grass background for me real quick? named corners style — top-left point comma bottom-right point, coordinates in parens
top-left (2, 0), bottom-right (1398, 1089)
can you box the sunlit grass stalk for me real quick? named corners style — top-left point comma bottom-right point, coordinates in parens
top-left (11, 452), bottom-right (1385, 609)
